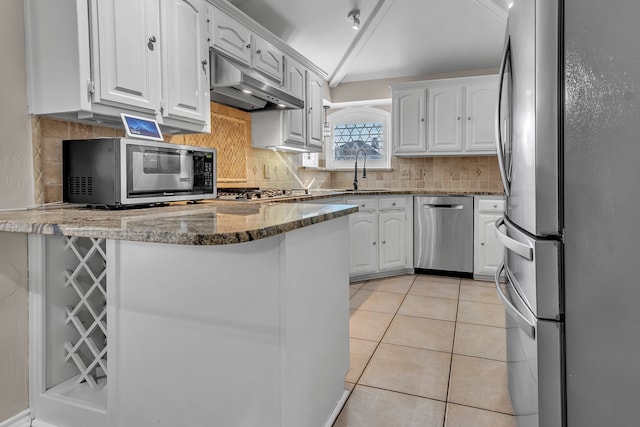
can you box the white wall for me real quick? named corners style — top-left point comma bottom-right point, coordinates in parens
top-left (0, 0), bottom-right (34, 422)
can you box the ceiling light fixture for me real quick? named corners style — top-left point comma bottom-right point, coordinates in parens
top-left (348, 9), bottom-right (360, 30)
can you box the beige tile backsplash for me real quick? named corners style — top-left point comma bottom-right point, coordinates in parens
top-left (32, 113), bottom-right (503, 204)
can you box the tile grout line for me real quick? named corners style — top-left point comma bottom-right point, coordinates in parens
top-left (341, 275), bottom-right (513, 425)
top-left (353, 275), bottom-right (416, 385)
top-left (442, 277), bottom-right (462, 427)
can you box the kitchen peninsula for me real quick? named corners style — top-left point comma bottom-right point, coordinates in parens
top-left (0, 201), bottom-right (356, 427)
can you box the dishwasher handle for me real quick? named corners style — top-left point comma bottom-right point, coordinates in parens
top-left (422, 204), bottom-right (464, 209)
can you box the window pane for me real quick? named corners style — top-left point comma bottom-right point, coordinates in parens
top-left (333, 122), bottom-right (383, 161)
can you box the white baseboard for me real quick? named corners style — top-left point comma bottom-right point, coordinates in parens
top-left (0, 410), bottom-right (31, 427)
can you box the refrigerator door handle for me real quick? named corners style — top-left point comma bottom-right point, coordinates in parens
top-left (495, 264), bottom-right (535, 339)
top-left (495, 37), bottom-right (511, 196)
top-left (495, 217), bottom-right (533, 260)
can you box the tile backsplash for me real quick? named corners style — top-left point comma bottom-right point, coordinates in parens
top-left (32, 114), bottom-right (502, 204)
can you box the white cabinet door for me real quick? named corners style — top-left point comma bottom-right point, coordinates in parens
top-left (476, 212), bottom-right (504, 276)
top-left (465, 81), bottom-right (498, 152)
top-left (392, 87), bottom-right (427, 154)
top-left (306, 71), bottom-right (324, 150)
top-left (474, 196), bottom-right (505, 279)
top-left (378, 211), bottom-right (406, 271)
top-left (429, 85), bottom-right (463, 152)
top-left (252, 36), bottom-right (284, 83)
top-left (212, 8), bottom-right (251, 65)
top-left (161, 0), bottom-right (209, 124)
top-left (93, 0), bottom-right (161, 113)
top-left (283, 58), bottom-right (306, 146)
top-left (349, 212), bottom-right (378, 276)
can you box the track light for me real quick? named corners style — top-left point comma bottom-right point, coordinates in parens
top-left (348, 9), bottom-right (360, 30)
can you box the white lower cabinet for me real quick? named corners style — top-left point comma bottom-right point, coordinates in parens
top-left (347, 196), bottom-right (413, 280)
top-left (474, 195), bottom-right (505, 280)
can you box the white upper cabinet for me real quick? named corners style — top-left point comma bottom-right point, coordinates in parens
top-left (252, 36), bottom-right (284, 83)
top-left (161, 0), bottom-right (210, 128)
top-left (429, 85), bottom-right (464, 152)
top-left (252, 58), bottom-right (326, 153)
top-left (93, 0), bottom-right (161, 113)
top-left (464, 81), bottom-right (499, 152)
top-left (283, 57), bottom-right (307, 146)
top-left (392, 87), bottom-right (428, 154)
top-left (24, 0), bottom-right (210, 133)
top-left (306, 70), bottom-right (325, 150)
top-left (390, 75), bottom-right (498, 156)
top-left (211, 7), bottom-right (284, 84)
top-left (211, 9), bottom-right (252, 65)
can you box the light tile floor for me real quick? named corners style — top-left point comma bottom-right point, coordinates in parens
top-left (333, 274), bottom-right (516, 427)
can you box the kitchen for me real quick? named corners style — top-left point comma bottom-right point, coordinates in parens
top-left (1, 0), bottom-right (639, 426)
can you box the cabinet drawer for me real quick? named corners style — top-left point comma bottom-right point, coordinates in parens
top-left (379, 197), bottom-right (406, 211)
top-left (346, 198), bottom-right (377, 212)
top-left (478, 198), bottom-right (505, 212)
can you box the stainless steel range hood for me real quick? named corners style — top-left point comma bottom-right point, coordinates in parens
top-left (209, 52), bottom-right (304, 111)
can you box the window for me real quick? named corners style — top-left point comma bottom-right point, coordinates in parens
top-left (326, 107), bottom-right (391, 170)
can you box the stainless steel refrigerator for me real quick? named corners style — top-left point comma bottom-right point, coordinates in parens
top-left (494, 0), bottom-right (640, 426)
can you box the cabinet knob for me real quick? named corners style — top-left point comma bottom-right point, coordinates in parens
top-left (468, 116), bottom-right (472, 120)
top-left (392, 202), bottom-right (396, 206)
top-left (421, 118), bottom-right (425, 122)
top-left (481, 242), bottom-right (485, 246)
top-left (457, 116), bottom-right (461, 120)
top-left (147, 35), bottom-right (157, 51)
top-left (373, 242), bottom-right (377, 246)
top-left (382, 241), bottom-right (386, 244)
top-left (246, 43), bottom-right (251, 49)
top-left (256, 49), bottom-right (262, 54)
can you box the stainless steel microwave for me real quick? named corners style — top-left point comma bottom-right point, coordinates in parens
top-left (63, 138), bottom-right (216, 208)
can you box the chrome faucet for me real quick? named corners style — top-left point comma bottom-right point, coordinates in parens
top-left (353, 148), bottom-right (367, 190)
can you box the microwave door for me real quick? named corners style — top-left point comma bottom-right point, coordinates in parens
top-left (130, 148), bottom-right (194, 194)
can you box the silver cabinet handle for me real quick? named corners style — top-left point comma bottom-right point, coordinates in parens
top-left (494, 217), bottom-right (533, 260)
top-left (495, 37), bottom-right (511, 196)
top-left (147, 35), bottom-right (157, 51)
top-left (495, 264), bottom-right (535, 339)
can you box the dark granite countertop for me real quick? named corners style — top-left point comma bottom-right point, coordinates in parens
top-left (0, 201), bottom-right (358, 245)
top-left (0, 190), bottom-right (501, 245)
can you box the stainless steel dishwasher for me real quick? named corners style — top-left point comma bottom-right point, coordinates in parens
top-left (414, 196), bottom-right (474, 274)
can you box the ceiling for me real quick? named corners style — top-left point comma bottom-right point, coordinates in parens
top-left (228, 0), bottom-right (508, 88)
